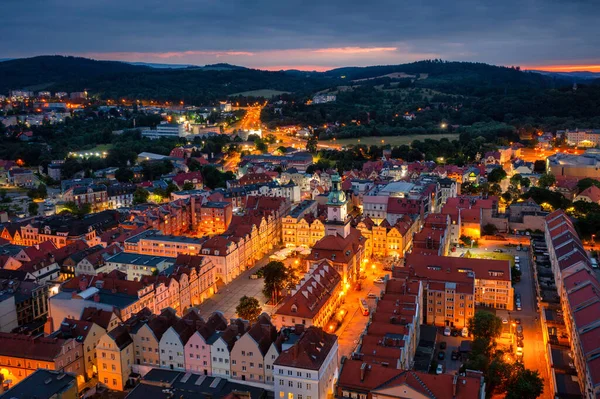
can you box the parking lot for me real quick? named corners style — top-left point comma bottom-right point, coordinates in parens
top-left (433, 327), bottom-right (470, 374)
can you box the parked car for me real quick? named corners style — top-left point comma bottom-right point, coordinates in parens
top-left (516, 325), bottom-right (523, 334)
top-left (374, 277), bottom-right (385, 284)
top-left (443, 326), bottom-right (451, 336)
top-left (516, 301), bottom-right (522, 311)
top-left (438, 351), bottom-right (445, 360)
top-left (494, 249), bottom-right (504, 253)
top-left (517, 339), bottom-right (524, 348)
top-left (451, 329), bottom-right (460, 337)
top-left (436, 364), bottom-right (444, 374)
top-left (515, 256), bottom-right (520, 262)
top-left (451, 350), bottom-right (459, 360)
top-left (516, 347), bottom-right (524, 358)
top-left (515, 318), bottom-right (521, 324)
top-left (440, 341), bottom-right (447, 350)
top-left (367, 293), bottom-right (378, 299)
top-left (461, 327), bottom-right (469, 337)
top-left (502, 317), bottom-right (508, 324)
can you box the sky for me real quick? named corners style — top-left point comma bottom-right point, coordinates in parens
top-left (2, 0), bottom-right (599, 71)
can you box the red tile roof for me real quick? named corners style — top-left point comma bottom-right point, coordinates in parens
top-left (405, 253), bottom-right (511, 282)
top-left (577, 185), bottom-right (600, 203)
top-left (274, 326), bottom-right (337, 370)
top-left (0, 332), bottom-right (72, 361)
top-left (276, 260), bottom-right (341, 320)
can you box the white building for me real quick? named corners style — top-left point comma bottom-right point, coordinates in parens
top-left (565, 129), bottom-right (600, 148)
top-left (104, 253), bottom-right (176, 281)
top-left (142, 123), bottom-right (187, 139)
top-left (274, 327), bottom-right (339, 399)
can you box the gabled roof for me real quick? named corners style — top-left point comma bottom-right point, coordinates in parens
top-left (274, 327), bottom-right (337, 370)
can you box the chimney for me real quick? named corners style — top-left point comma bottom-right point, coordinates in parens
top-left (360, 362), bottom-right (367, 381)
top-left (93, 293), bottom-right (100, 302)
top-left (44, 317), bottom-right (54, 335)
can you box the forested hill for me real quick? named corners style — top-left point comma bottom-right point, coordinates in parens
top-left (0, 56), bottom-right (575, 102)
top-left (0, 55), bottom-right (150, 93)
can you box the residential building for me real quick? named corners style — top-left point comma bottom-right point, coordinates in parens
top-left (230, 314), bottom-right (277, 383)
top-left (545, 210), bottom-right (600, 398)
top-left (49, 318), bottom-right (105, 380)
top-left (310, 228), bottom-right (365, 284)
top-left (96, 325), bottom-right (134, 391)
top-left (575, 185), bottom-right (600, 204)
top-left (123, 230), bottom-right (203, 257)
top-left (73, 244), bottom-right (123, 276)
top-left (63, 184), bottom-right (108, 211)
top-left (104, 252), bottom-right (176, 281)
top-left (356, 215), bottom-right (419, 258)
top-left (274, 260), bottom-right (342, 330)
top-left (142, 123), bottom-right (186, 139)
top-left (565, 129), bottom-right (600, 147)
top-left (274, 327), bottom-right (339, 399)
top-left (199, 201), bottom-right (233, 234)
top-left (210, 318), bottom-right (249, 378)
top-left (184, 312), bottom-right (228, 374)
top-left (0, 332), bottom-right (84, 388)
top-left (336, 360), bottom-right (486, 399)
top-left (402, 253), bottom-right (513, 326)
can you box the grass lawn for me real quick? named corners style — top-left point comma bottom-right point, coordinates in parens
top-left (333, 133), bottom-right (459, 147)
top-left (229, 89), bottom-right (290, 98)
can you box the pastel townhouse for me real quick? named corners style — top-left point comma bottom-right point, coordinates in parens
top-left (184, 312), bottom-right (228, 374)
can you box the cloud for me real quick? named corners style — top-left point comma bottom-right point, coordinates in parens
top-left (0, 0), bottom-right (599, 69)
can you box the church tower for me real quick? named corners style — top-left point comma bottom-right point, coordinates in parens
top-left (325, 174), bottom-right (350, 237)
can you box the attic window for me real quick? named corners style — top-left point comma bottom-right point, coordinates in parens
top-left (291, 304), bottom-right (298, 313)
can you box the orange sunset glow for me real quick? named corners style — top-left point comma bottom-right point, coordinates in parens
top-left (522, 64), bottom-right (600, 72)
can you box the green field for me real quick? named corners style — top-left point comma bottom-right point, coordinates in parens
top-left (69, 144), bottom-right (113, 157)
top-left (229, 89), bottom-right (290, 98)
top-left (333, 134), bottom-right (459, 147)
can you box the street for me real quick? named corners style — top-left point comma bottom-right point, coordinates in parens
top-left (452, 240), bottom-right (552, 398)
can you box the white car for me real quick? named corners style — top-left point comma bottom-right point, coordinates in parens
top-left (436, 364), bottom-right (444, 374)
top-left (516, 347), bottom-right (523, 358)
top-left (374, 277), bottom-right (385, 284)
top-left (461, 327), bottom-right (469, 337)
top-left (515, 256), bottom-right (520, 262)
top-left (443, 326), bottom-right (451, 336)
top-left (367, 293), bottom-right (378, 299)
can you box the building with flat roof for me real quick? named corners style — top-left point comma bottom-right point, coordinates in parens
top-left (0, 369), bottom-right (77, 399)
top-left (125, 368), bottom-right (269, 399)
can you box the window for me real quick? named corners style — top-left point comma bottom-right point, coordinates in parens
top-left (288, 381), bottom-right (293, 387)
top-left (297, 382), bottom-right (302, 388)
top-left (279, 379), bottom-right (284, 385)
top-left (279, 392), bottom-right (284, 398)
top-left (288, 393), bottom-right (294, 399)
top-left (306, 384), bottom-right (311, 390)
top-left (112, 379), bottom-right (117, 386)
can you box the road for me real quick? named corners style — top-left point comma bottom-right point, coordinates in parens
top-left (335, 266), bottom-right (385, 360)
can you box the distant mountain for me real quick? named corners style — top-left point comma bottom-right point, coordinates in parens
top-left (0, 55), bottom-right (149, 92)
top-left (527, 70), bottom-right (600, 80)
top-left (0, 55), bottom-right (577, 101)
top-left (128, 62), bottom-right (199, 69)
top-left (0, 58), bottom-right (13, 62)
top-left (202, 63), bottom-right (247, 71)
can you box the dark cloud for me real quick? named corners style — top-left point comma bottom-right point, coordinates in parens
top-left (1, 0), bottom-right (598, 69)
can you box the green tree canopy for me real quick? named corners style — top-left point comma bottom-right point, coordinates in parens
top-left (468, 310), bottom-right (502, 341)
top-left (487, 167), bottom-right (507, 183)
top-left (236, 295), bottom-right (262, 323)
top-left (537, 173), bottom-right (556, 189)
top-left (133, 187), bottom-right (149, 205)
top-left (262, 261), bottom-right (289, 304)
top-left (115, 167), bottom-right (134, 183)
top-left (505, 366), bottom-right (544, 399)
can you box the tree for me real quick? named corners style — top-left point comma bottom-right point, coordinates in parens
top-left (254, 138), bottom-right (268, 153)
top-left (505, 367), bottom-right (544, 399)
top-left (236, 296), bottom-right (262, 323)
top-left (482, 223), bottom-right (498, 236)
top-left (533, 160), bottom-right (546, 173)
top-left (262, 261), bottom-right (288, 304)
top-left (27, 184), bottom-right (47, 200)
top-left (537, 173), bottom-right (556, 189)
top-left (182, 182), bottom-right (194, 191)
top-left (115, 167), bottom-right (134, 183)
top-left (306, 135), bottom-right (318, 153)
top-left (468, 310), bottom-right (502, 341)
top-left (488, 167), bottom-right (507, 183)
top-left (133, 187), bottom-right (149, 205)
top-left (576, 178), bottom-right (600, 193)
top-left (28, 201), bottom-right (39, 216)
